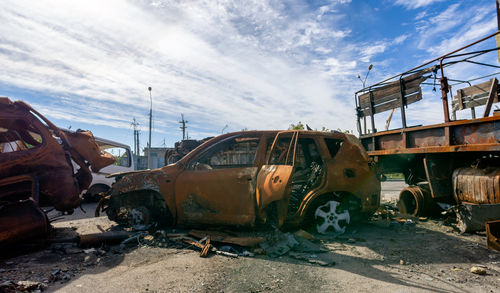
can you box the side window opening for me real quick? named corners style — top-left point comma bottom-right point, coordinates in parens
top-left (191, 136), bottom-right (260, 170)
top-left (325, 138), bottom-right (343, 158)
top-left (101, 146), bottom-right (131, 167)
top-left (268, 136), bottom-right (295, 165)
top-left (0, 119), bottom-right (43, 153)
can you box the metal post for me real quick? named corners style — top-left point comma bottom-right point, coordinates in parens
top-left (148, 87), bottom-right (152, 169)
top-left (439, 60), bottom-right (451, 122)
top-left (399, 78), bottom-right (407, 128)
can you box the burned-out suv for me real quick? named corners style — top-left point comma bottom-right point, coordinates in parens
top-left (102, 130), bottom-right (380, 234)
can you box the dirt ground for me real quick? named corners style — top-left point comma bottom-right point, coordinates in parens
top-left (1, 181), bottom-right (500, 293)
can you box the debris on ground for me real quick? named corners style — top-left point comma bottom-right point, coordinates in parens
top-left (0, 280), bottom-right (48, 292)
top-left (294, 229), bottom-right (314, 240)
top-left (188, 230), bottom-right (265, 247)
top-left (470, 266), bottom-right (487, 275)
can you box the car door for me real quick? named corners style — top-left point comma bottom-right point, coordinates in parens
top-left (174, 134), bottom-right (262, 226)
top-left (256, 131), bottom-right (298, 224)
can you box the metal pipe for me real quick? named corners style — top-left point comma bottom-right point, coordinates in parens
top-left (439, 59), bottom-right (451, 122)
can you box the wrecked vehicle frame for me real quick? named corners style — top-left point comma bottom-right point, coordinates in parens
top-left (354, 31), bottom-right (500, 233)
top-left (0, 97), bottom-right (115, 245)
top-left (100, 130), bottom-right (380, 234)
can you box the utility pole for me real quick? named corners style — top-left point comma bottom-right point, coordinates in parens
top-left (179, 114), bottom-right (188, 140)
top-left (131, 117), bottom-right (140, 157)
top-left (148, 87), bottom-right (152, 169)
top-left (357, 64), bottom-right (374, 134)
top-left (131, 117), bottom-right (140, 167)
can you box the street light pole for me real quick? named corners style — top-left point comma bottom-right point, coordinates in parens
top-left (148, 87), bottom-right (152, 169)
top-left (357, 64), bottom-right (373, 89)
top-left (357, 65), bottom-right (373, 134)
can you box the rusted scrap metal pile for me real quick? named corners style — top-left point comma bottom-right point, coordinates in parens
top-left (0, 98), bottom-right (114, 246)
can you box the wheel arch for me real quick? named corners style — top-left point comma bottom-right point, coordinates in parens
top-left (299, 191), bottom-right (361, 223)
top-left (106, 189), bottom-right (175, 226)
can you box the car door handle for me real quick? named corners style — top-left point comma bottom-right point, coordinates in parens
top-left (272, 176), bottom-right (281, 183)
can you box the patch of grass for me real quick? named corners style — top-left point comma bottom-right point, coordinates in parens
top-left (384, 173), bottom-right (404, 180)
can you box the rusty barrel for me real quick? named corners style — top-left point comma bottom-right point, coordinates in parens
top-left (453, 167), bottom-right (500, 204)
top-left (398, 184), bottom-right (435, 216)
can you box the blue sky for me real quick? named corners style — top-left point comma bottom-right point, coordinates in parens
top-left (1, 0), bottom-right (498, 150)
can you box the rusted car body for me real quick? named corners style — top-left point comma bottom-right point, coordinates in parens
top-left (0, 98), bottom-right (115, 245)
top-left (354, 31), bottom-right (500, 232)
top-left (103, 130), bottom-right (380, 234)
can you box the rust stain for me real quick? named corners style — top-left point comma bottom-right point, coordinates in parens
top-left (182, 194), bottom-right (218, 217)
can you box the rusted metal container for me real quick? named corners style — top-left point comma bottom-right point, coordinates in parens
top-left (398, 184), bottom-right (438, 216)
top-left (486, 220), bottom-right (500, 251)
top-left (453, 167), bottom-right (500, 204)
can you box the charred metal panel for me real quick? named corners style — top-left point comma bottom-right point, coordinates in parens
top-left (0, 175), bottom-right (49, 246)
top-left (486, 220), bottom-right (500, 251)
top-left (423, 155), bottom-right (454, 200)
top-left (361, 116), bottom-right (500, 156)
top-left (0, 200), bottom-right (50, 246)
top-left (175, 167), bottom-right (257, 226)
top-left (456, 203), bottom-right (500, 233)
top-left (453, 120), bottom-right (500, 145)
top-left (316, 135), bottom-right (380, 214)
top-left (256, 165), bottom-right (293, 210)
top-left (376, 132), bottom-right (403, 150)
top-left (408, 128), bottom-right (447, 148)
top-left (110, 170), bottom-right (164, 195)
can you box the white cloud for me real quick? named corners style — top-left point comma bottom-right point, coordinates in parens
top-left (0, 0), bottom-right (360, 145)
top-left (395, 0), bottom-right (447, 10)
top-left (393, 34), bottom-right (410, 45)
top-left (415, 10), bottom-right (428, 20)
top-left (414, 3), bottom-right (496, 54)
top-left (359, 43), bottom-right (387, 62)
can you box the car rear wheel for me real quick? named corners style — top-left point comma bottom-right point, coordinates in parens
top-left (314, 200), bottom-right (350, 234)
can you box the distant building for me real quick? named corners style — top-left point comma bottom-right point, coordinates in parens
top-left (137, 147), bottom-right (173, 170)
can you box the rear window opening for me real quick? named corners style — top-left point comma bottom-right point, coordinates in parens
top-left (324, 138), bottom-right (343, 158)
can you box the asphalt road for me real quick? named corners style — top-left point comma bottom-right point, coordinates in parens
top-left (380, 180), bottom-right (406, 203)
